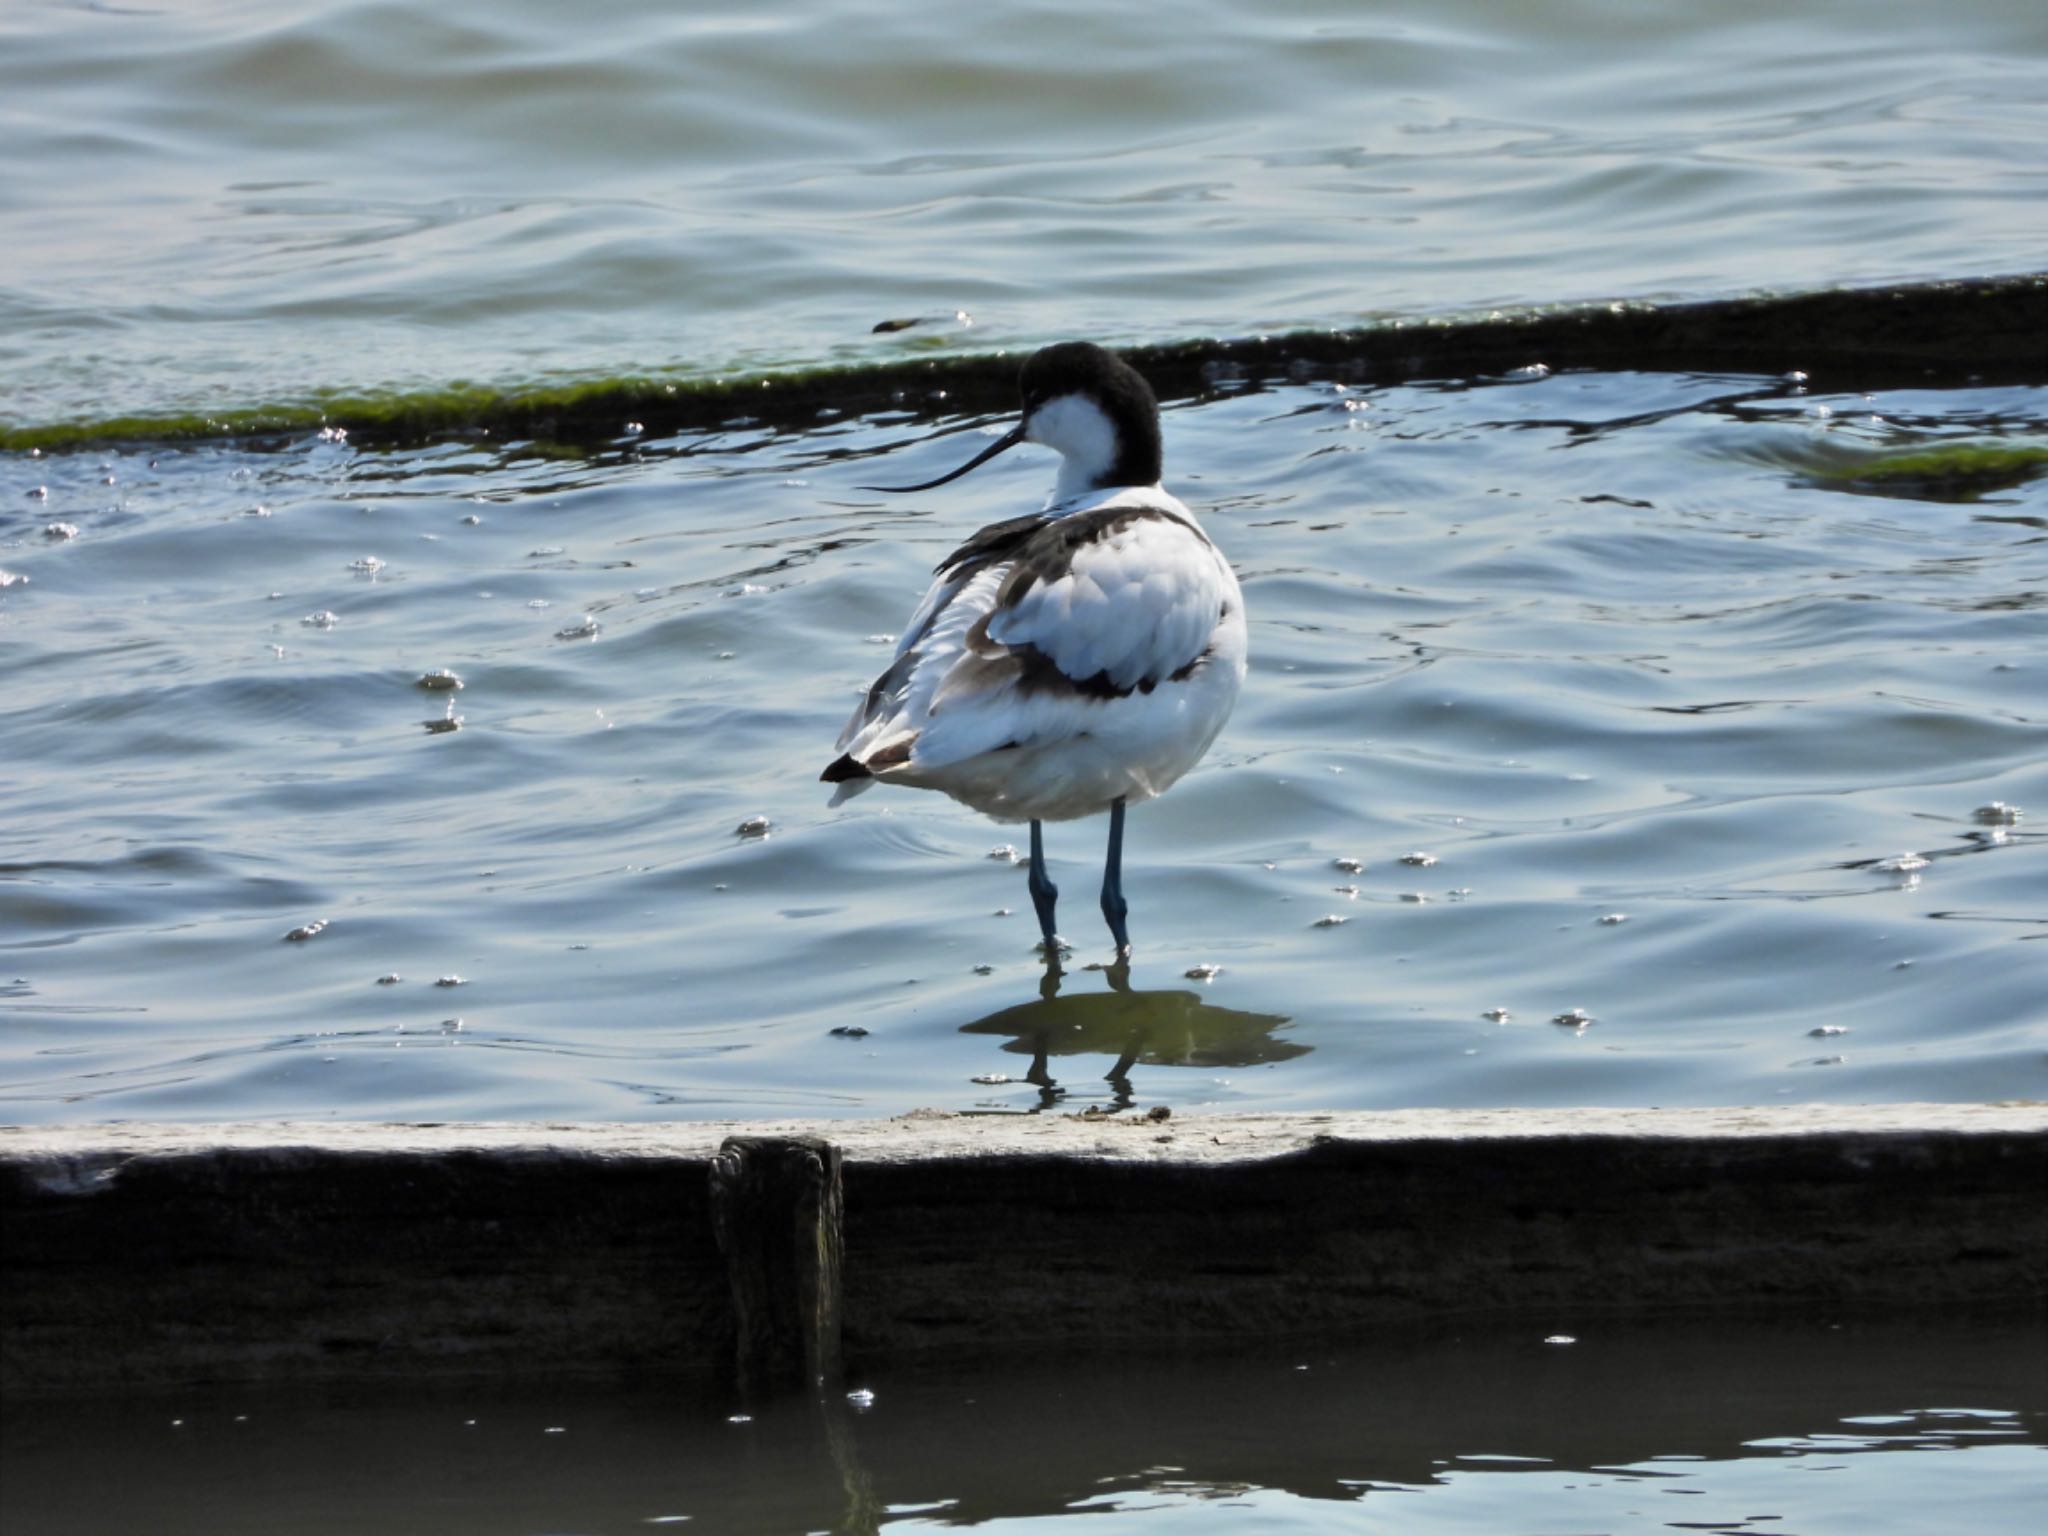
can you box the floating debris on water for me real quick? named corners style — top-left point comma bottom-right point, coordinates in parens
top-left (1312, 914), bottom-right (1350, 928)
top-left (1552, 1007), bottom-right (1594, 1028)
top-left (0, 569), bottom-right (28, 588)
top-left (972, 964), bottom-right (995, 976)
top-left (301, 611), bottom-right (338, 629)
top-left (1399, 892), bottom-right (1429, 904)
top-left (554, 614), bottom-right (600, 640)
top-left (439, 1017), bottom-right (463, 1033)
top-left (1597, 912), bottom-right (1629, 926)
top-left (528, 545), bottom-right (567, 558)
top-left (830, 1025), bottom-right (870, 1038)
top-left (1331, 856), bottom-right (1366, 874)
top-left (970, 1072), bottom-right (1011, 1084)
top-left (461, 513), bottom-right (483, 526)
top-left (347, 555), bottom-right (384, 575)
top-left (284, 920), bottom-right (328, 942)
top-left (1875, 852), bottom-right (1929, 873)
top-left (417, 669), bottom-right (463, 691)
top-left (1801, 1054), bottom-right (1846, 1067)
top-left (435, 976), bottom-right (465, 988)
top-left (243, 504), bottom-right (271, 518)
top-left (1809, 1024), bottom-right (1850, 1037)
top-left (872, 311), bottom-right (973, 334)
top-left (25, 486), bottom-right (47, 500)
top-left (1482, 1007), bottom-right (1511, 1022)
top-left (1973, 801), bottom-right (2024, 825)
top-left (42, 521), bottom-right (78, 541)
top-left (1544, 1334), bottom-right (1577, 1346)
top-left (1333, 884), bottom-right (1360, 898)
top-left (1185, 963), bottom-right (1223, 981)
top-left (375, 974), bottom-right (401, 985)
top-left (845, 1388), bottom-right (876, 1410)
top-left (1398, 851), bottom-right (1437, 867)
top-left (987, 844), bottom-right (1020, 863)
top-left (735, 815), bottom-right (771, 838)
top-left (422, 709), bottom-right (462, 734)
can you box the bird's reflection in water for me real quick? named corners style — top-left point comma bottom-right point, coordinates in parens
top-left (958, 961), bottom-right (1300, 1113)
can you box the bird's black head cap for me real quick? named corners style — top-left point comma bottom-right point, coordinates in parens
top-left (1019, 342), bottom-right (1163, 489)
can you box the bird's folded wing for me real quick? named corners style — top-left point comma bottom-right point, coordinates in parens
top-left (984, 511), bottom-right (1224, 696)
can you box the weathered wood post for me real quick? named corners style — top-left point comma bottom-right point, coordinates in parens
top-left (708, 1134), bottom-right (845, 1397)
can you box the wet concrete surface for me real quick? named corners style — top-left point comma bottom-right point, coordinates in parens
top-left (3, 1105), bottom-right (2042, 1394)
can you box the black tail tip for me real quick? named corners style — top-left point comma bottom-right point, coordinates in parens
top-left (820, 754), bottom-right (870, 784)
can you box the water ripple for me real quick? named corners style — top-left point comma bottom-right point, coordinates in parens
top-left (2, 371), bottom-right (2044, 1119)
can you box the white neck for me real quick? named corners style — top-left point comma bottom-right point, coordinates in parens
top-left (1028, 393), bottom-right (1120, 501)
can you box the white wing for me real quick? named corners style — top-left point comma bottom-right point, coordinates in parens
top-left (829, 493), bottom-right (1233, 794)
top-left (986, 511), bottom-right (1226, 695)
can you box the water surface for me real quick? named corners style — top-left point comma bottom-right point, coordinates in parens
top-left (3, 368), bottom-right (2043, 1122)
top-left (4, 0), bottom-right (2045, 428)
top-left (3, 1314), bottom-right (2042, 1534)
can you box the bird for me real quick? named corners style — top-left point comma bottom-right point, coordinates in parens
top-left (822, 341), bottom-right (1247, 959)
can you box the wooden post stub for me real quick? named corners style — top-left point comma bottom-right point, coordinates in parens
top-left (708, 1134), bottom-right (844, 1397)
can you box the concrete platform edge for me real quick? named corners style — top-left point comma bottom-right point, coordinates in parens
top-left (4, 1104), bottom-right (2044, 1395)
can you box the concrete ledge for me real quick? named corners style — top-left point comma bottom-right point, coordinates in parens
top-left (11, 274), bottom-right (2042, 454)
top-left (4, 1104), bottom-right (2044, 1394)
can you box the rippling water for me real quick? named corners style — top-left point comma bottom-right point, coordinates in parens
top-left (3, 366), bottom-right (2044, 1121)
top-left (4, 0), bottom-right (2045, 1121)
top-left (4, 0), bottom-right (2046, 428)
top-left (4, 1316), bottom-right (2043, 1533)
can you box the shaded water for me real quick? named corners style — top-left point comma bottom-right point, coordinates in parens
top-left (3, 367), bottom-right (2044, 1121)
top-left (3, 1315), bottom-right (2043, 1533)
top-left (4, 0), bottom-right (2046, 430)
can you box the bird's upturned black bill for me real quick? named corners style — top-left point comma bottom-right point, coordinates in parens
top-left (859, 424), bottom-right (1026, 493)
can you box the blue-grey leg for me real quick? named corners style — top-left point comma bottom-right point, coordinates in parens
top-left (1027, 819), bottom-right (1060, 952)
top-left (1100, 797), bottom-right (1131, 956)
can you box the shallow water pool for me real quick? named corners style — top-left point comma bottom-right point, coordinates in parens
top-left (3, 366), bottom-right (2043, 1121)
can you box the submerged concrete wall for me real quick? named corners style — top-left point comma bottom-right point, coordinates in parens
top-left (3, 1104), bottom-right (2043, 1394)
top-left (10, 273), bottom-right (2040, 453)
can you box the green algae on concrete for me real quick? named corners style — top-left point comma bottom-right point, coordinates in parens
top-left (3, 273), bottom-right (2043, 455)
top-left (1814, 442), bottom-right (2048, 499)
